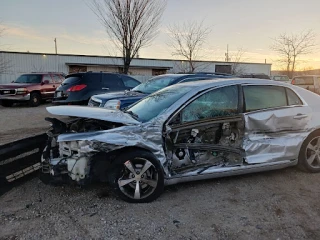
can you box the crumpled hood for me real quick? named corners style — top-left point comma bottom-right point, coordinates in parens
top-left (0, 83), bottom-right (36, 89)
top-left (46, 106), bottom-right (140, 125)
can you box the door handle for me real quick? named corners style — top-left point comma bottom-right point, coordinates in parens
top-left (293, 114), bottom-right (308, 119)
top-left (102, 88), bottom-right (109, 90)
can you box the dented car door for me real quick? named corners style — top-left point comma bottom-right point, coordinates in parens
top-left (165, 85), bottom-right (246, 175)
top-left (242, 84), bottom-right (312, 164)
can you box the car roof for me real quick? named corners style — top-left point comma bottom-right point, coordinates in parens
top-left (25, 72), bottom-right (64, 75)
top-left (175, 77), bottom-right (291, 90)
top-left (156, 73), bottom-right (206, 78)
top-left (155, 73), bottom-right (233, 78)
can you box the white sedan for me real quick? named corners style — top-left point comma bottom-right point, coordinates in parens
top-left (41, 78), bottom-right (320, 202)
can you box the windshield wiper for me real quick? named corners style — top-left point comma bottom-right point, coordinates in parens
top-left (125, 110), bottom-right (139, 120)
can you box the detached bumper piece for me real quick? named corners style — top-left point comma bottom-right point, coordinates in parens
top-left (0, 134), bottom-right (47, 185)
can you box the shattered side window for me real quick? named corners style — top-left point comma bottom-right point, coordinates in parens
top-left (181, 85), bottom-right (239, 123)
top-left (244, 85), bottom-right (287, 112)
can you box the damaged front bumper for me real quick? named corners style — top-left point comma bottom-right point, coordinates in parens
top-left (41, 139), bottom-right (97, 185)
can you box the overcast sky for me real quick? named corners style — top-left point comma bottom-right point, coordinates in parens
top-left (0, 0), bottom-right (319, 70)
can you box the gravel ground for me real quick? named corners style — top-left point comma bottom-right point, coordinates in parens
top-left (0, 168), bottom-right (319, 240)
top-left (0, 103), bottom-right (59, 145)
top-left (0, 103), bottom-right (320, 239)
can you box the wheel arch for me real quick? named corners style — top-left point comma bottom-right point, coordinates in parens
top-left (30, 90), bottom-right (41, 95)
top-left (301, 128), bottom-right (320, 147)
top-left (91, 146), bottom-right (164, 182)
top-left (297, 128), bottom-right (320, 172)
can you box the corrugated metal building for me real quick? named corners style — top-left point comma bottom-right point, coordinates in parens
top-left (0, 51), bottom-right (271, 83)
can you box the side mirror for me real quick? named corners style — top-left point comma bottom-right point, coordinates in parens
top-left (42, 80), bottom-right (49, 85)
top-left (11, 80), bottom-right (14, 83)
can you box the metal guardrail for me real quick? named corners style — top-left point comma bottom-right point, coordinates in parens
top-left (0, 133), bottom-right (47, 186)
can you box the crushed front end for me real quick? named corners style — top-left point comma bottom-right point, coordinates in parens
top-left (40, 117), bottom-right (121, 185)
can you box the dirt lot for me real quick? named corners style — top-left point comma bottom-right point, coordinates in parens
top-left (0, 104), bottom-right (320, 239)
top-left (0, 103), bottom-right (63, 145)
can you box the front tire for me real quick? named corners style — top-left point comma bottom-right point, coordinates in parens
top-left (29, 92), bottom-right (41, 107)
top-left (298, 130), bottom-right (320, 173)
top-left (109, 150), bottom-right (164, 203)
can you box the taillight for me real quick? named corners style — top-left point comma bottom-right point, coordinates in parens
top-left (291, 79), bottom-right (295, 84)
top-left (67, 84), bottom-right (87, 92)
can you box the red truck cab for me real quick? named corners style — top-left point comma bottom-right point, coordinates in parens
top-left (0, 72), bottom-right (65, 107)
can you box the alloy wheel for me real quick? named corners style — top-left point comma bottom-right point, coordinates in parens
top-left (118, 158), bottom-right (158, 200)
top-left (305, 136), bottom-right (320, 169)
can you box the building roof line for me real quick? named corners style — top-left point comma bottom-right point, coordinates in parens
top-left (0, 51), bottom-right (272, 66)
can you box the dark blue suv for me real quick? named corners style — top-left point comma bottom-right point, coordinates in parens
top-left (88, 73), bottom-right (232, 109)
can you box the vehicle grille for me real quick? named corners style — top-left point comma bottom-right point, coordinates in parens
top-left (88, 99), bottom-right (101, 107)
top-left (0, 89), bottom-right (16, 95)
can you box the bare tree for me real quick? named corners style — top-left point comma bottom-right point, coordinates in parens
top-left (88, 0), bottom-right (166, 74)
top-left (271, 30), bottom-right (316, 78)
top-left (167, 21), bottom-right (211, 73)
top-left (230, 48), bottom-right (247, 75)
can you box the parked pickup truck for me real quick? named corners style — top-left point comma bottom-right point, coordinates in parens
top-left (0, 72), bottom-right (65, 107)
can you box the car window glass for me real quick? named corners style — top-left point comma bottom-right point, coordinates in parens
top-left (132, 75), bottom-right (179, 94)
top-left (43, 75), bottom-right (53, 83)
top-left (273, 76), bottom-right (289, 81)
top-left (286, 88), bottom-right (303, 105)
top-left (293, 76), bottom-right (314, 85)
top-left (14, 74), bottom-right (42, 83)
top-left (127, 85), bottom-right (194, 123)
top-left (181, 85), bottom-right (238, 123)
top-left (51, 74), bottom-right (62, 83)
top-left (102, 74), bottom-right (124, 88)
top-left (122, 76), bottom-right (140, 88)
top-left (244, 85), bottom-right (287, 112)
top-left (62, 76), bottom-right (81, 85)
top-left (179, 77), bottom-right (208, 83)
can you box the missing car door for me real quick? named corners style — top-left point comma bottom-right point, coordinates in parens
top-left (164, 85), bottom-right (245, 175)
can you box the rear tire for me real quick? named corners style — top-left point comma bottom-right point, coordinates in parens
top-left (29, 92), bottom-right (41, 107)
top-left (108, 150), bottom-right (164, 203)
top-left (298, 130), bottom-right (320, 173)
top-left (0, 100), bottom-right (14, 107)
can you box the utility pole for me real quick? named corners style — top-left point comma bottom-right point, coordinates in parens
top-left (225, 44), bottom-right (229, 62)
top-left (54, 38), bottom-right (57, 54)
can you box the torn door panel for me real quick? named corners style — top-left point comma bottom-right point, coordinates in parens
top-left (243, 132), bottom-right (308, 164)
top-left (165, 117), bottom-right (245, 175)
top-left (245, 110), bottom-right (310, 132)
top-left (243, 108), bottom-right (311, 164)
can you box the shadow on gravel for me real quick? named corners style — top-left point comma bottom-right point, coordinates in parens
top-left (0, 172), bottom-right (38, 197)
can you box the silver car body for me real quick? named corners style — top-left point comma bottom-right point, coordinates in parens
top-left (45, 78), bottom-right (320, 185)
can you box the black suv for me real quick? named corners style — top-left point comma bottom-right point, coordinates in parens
top-left (53, 72), bottom-right (140, 105)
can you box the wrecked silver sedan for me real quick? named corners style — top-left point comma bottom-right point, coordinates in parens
top-left (41, 79), bottom-right (320, 203)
